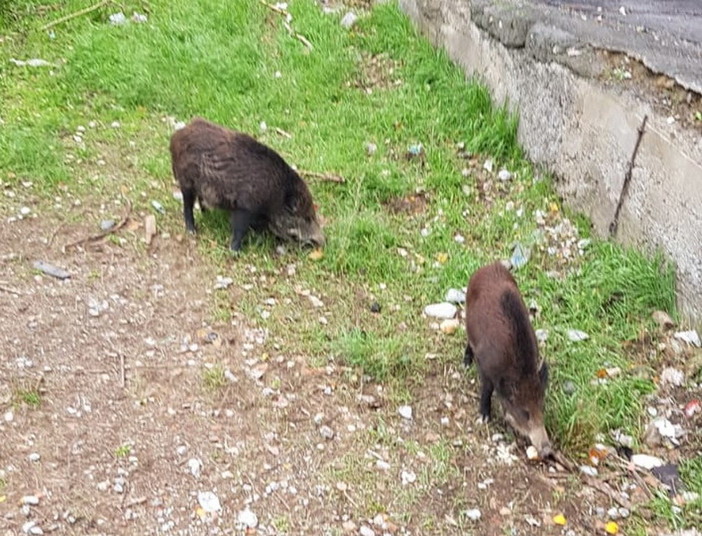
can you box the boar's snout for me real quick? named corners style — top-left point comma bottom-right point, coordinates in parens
top-left (304, 221), bottom-right (326, 248)
top-left (528, 425), bottom-right (552, 459)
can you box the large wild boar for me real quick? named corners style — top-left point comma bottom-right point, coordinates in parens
top-left (170, 117), bottom-right (325, 252)
top-left (464, 261), bottom-right (552, 458)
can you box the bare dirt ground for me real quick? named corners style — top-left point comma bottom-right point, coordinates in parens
top-left (0, 192), bottom-right (609, 536)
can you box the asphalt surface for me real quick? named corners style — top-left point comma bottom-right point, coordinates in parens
top-left (523, 0), bottom-right (702, 92)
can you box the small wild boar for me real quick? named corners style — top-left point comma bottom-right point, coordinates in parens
top-left (170, 117), bottom-right (325, 252)
top-left (464, 261), bottom-right (552, 458)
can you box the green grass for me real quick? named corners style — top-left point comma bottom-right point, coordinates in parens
top-left (0, 0), bottom-right (686, 529)
top-left (13, 387), bottom-right (42, 408)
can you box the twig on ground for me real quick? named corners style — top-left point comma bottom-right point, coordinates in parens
top-left (274, 127), bottom-right (292, 138)
top-left (258, 0), bottom-right (286, 15)
top-left (299, 170), bottom-right (346, 184)
top-left (63, 198), bottom-right (132, 251)
top-left (582, 475), bottom-right (632, 509)
top-left (259, 0), bottom-right (314, 50)
top-left (40, 0), bottom-right (111, 31)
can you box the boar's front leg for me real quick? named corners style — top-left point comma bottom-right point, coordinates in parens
top-left (478, 374), bottom-right (494, 423)
top-left (229, 209), bottom-right (253, 252)
top-left (182, 188), bottom-right (197, 234)
top-left (463, 344), bottom-right (474, 367)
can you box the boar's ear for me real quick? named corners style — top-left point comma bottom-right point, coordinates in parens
top-left (538, 361), bottom-right (549, 388)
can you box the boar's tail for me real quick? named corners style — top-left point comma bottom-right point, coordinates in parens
top-left (500, 290), bottom-right (538, 374)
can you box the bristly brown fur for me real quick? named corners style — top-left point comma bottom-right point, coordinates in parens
top-left (170, 117), bottom-right (324, 252)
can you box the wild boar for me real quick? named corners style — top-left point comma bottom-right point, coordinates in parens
top-left (463, 261), bottom-right (552, 458)
top-left (170, 117), bottom-right (325, 252)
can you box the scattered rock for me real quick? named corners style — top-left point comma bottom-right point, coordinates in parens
top-left (319, 425), bottom-right (335, 440)
top-left (131, 12), bottom-right (148, 23)
top-left (359, 526), bottom-right (375, 536)
top-left (197, 491), bottom-right (221, 513)
top-left (214, 276), bottom-right (233, 290)
top-left (365, 142), bottom-right (377, 155)
top-left (535, 329), bottom-right (549, 343)
top-left (369, 301), bottom-right (381, 313)
top-left (660, 367), bottom-right (685, 387)
top-left (401, 470), bottom-right (417, 485)
top-left (674, 330), bottom-right (701, 347)
top-left (21, 495), bottom-right (40, 505)
top-left (567, 329), bottom-right (589, 342)
top-left (497, 169), bottom-right (512, 181)
top-left (483, 159), bottom-right (493, 172)
top-left (188, 458), bottom-right (203, 478)
top-left (398, 405), bottom-right (412, 420)
top-left (33, 261), bottom-right (70, 280)
top-left (465, 508), bottom-right (481, 521)
top-left (340, 12), bottom-right (358, 29)
top-left (109, 12), bottom-right (127, 25)
top-left (237, 508), bottom-right (258, 528)
top-left (631, 453), bottom-right (664, 470)
top-left (652, 310), bottom-right (675, 330)
top-left (100, 219), bottom-right (115, 231)
top-left (424, 302), bottom-right (457, 319)
top-left (526, 446), bottom-right (539, 460)
top-left (444, 288), bottom-right (465, 303)
top-left (28, 453), bottom-right (40, 462)
top-left (22, 521), bottom-right (43, 535)
top-left (342, 520), bottom-right (357, 532)
top-left (579, 465), bottom-right (598, 477)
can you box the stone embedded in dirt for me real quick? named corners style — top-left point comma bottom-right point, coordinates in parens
top-left (526, 446), bottom-right (539, 460)
top-left (444, 288), bottom-right (465, 304)
top-left (131, 12), bottom-right (147, 23)
top-left (87, 297), bottom-right (109, 317)
top-left (498, 169), bottom-right (512, 181)
top-left (341, 520), bottom-right (356, 532)
top-left (465, 508), bottom-right (481, 521)
top-left (631, 453), bottom-right (664, 470)
top-left (214, 276), bottom-right (233, 290)
top-left (237, 508), bottom-right (258, 528)
top-left (660, 367), bottom-right (685, 387)
top-left (100, 219), bottom-right (115, 231)
top-left (28, 453), bottom-right (40, 462)
top-left (423, 302), bottom-right (457, 319)
top-left (376, 459), bottom-right (391, 471)
top-left (33, 261), bottom-right (70, 280)
top-left (319, 425), bottom-right (335, 440)
top-left (21, 495), bottom-right (40, 505)
top-left (401, 470), bottom-right (417, 485)
top-left (398, 405), bottom-right (412, 420)
top-left (188, 458), bottom-right (203, 478)
top-left (674, 330), bottom-right (701, 347)
top-left (308, 295), bottom-right (324, 308)
top-left (610, 429), bottom-right (634, 447)
top-left (652, 310), bottom-right (675, 330)
top-left (359, 526), bottom-right (375, 536)
top-left (567, 329), bottom-right (589, 342)
top-left (483, 159), bottom-right (493, 172)
top-left (22, 521), bottom-right (43, 535)
top-left (197, 491), bottom-right (221, 513)
top-left (150, 200), bottom-right (165, 214)
top-left (579, 465), bottom-right (598, 477)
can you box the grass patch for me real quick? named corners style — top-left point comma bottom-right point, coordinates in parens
top-left (13, 386), bottom-right (42, 408)
top-left (1, 1), bottom-right (684, 527)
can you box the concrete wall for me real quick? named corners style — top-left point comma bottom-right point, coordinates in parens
top-left (399, 0), bottom-right (702, 322)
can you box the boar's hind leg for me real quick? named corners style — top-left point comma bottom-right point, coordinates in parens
top-left (463, 344), bottom-right (474, 367)
top-left (478, 375), bottom-right (494, 423)
top-left (182, 188), bottom-right (197, 233)
top-left (229, 209), bottom-right (254, 252)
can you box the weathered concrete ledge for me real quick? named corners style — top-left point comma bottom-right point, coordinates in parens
top-left (398, 0), bottom-right (702, 322)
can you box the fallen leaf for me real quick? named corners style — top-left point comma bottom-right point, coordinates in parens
top-left (605, 521), bottom-right (619, 534)
top-left (436, 252), bottom-right (448, 264)
top-left (308, 249), bottom-right (324, 261)
top-left (552, 513), bottom-right (567, 526)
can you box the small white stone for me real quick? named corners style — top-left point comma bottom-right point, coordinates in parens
top-left (424, 302), bottom-right (457, 319)
top-left (28, 453), bottom-right (41, 462)
top-left (398, 405), bottom-right (413, 420)
top-left (465, 508), bottom-right (481, 521)
top-left (21, 495), bottom-right (40, 505)
top-left (319, 425), bottom-right (335, 440)
top-left (497, 169), bottom-right (512, 181)
top-left (111, 121), bottom-right (121, 128)
top-left (376, 460), bottom-right (391, 471)
top-left (631, 454), bottom-right (663, 470)
top-left (579, 465), bottom-right (598, 477)
top-left (20, 206), bottom-right (31, 215)
top-left (340, 11), bottom-right (358, 29)
top-left (188, 458), bottom-right (203, 478)
top-left (567, 329), bottom-right (589, 342)
top-left (401, 470), bottom-right (417, 485)
top-left (237, 508), bottom-right (258, 528)
top-left (4, 410), bottom-right (13, 422)
top-left (197, 491), bottom-right (221, 513)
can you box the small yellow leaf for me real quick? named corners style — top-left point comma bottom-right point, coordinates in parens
top-left (308, 249), bottom-right (324, 261)
top-left (196, 507), bottom-right (206, 519)
top-left (553, 513), bottom-right (567, 526)
top-left (605, 521), bottom-right (619, 534)
top-left (436, 252), bottom-right (448, 264)
top-left (549, 202), bottom-right (559, 213)
top-left (0, 495), bottom-right (6, 503)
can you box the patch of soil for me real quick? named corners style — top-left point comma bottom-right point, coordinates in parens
top-left (598, 50), bottom-right (702, 133)
top-left (383, 192), bottom-right (429, 215)
top-left (349, 51), bottom-right (404, 93)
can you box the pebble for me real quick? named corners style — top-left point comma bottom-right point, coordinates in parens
top-left (424, 302), bottom-right (457, 319)
top-left (22, 521), bottom-right (42, 535)
top-left (483, 159), bottom-right (493, 172)
top-left (340, 11), bottom-right (357, 29)
top-left (4, 410), bottom-right (14, 422)
top-left (376, 460), bottom-right (391, 471)
top-left (214, 276), bottom-right (233, 290)
top-left (221, 470), bottom-right (234, 479)
top-left (401, 470), bottom-right (417, 485)
top-left (28, 453), bottom-right (40, 462)
top-left (567, 329), bottom-right (589, 342)
top-left (359, 526), bottom-right (375, 536)
top-left (365, 142), bottom-right (377, 155)
top-left (188, 458), bottom-right (203, 478)
top-left (100, 219), bottom-right (115, 231)
top-left (33, 261), bottom-right (70, 280)
top-left (497, 169), bottom-right (512, 181)
top-left (660, 367), bottom-right (685, 386)
top-left (631, 454), bottom-right (663, 470)
top-left (444, 288), bottom-right (465, 303)
top-left (563, 380), bottom-right (576, 395)
top-left (674, 330), bottom-right (701, 347)
top-left (197, 491), bottom-right (221, 512)
top-left (398, 405), bottom-right (413, 420)
top-left (20, 206), bottom-right (31, 215)
top-left (465, 508), bottom-right (482, 521)
top-left (535, 329), bottom-right (549, 342)
top-left (111, 121), bottom-right (121, 128)
top-left (21, 495), bottom-right (40, 505)
top-left (237, 508), bottom-right (258, 528)
top-left (319, 425), bottom-right (335, 440)
top-left (579, 465), bottom-right (598, 477)
top-left (526, 446), bottom-right (539, 460)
